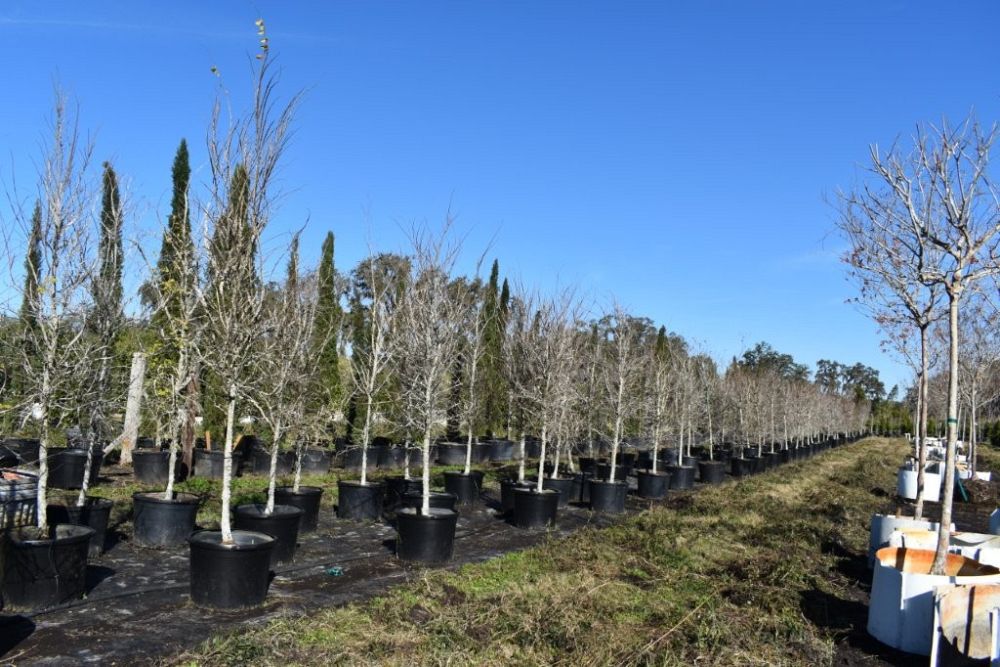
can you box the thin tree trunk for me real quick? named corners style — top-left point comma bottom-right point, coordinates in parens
top-left (220, 385), bottom-right (237, 544)
top-left (421, 428), bottom-right (431, 516)
top-left (265, 420), bottom-right (282, 514)
top-left (517, 432), bottom-right (526, 483)
top-left (119, 352), bottom-right (146, 466)
top-left (536, 424), bottom-right (547, 492)
top-left (932, 292), bottom-right (960, 574)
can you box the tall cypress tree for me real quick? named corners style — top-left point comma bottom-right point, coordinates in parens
top-left (479, 259), bottom-right (505, 435)
top-left (152, 139), bottom-right (194, 329)
top-left (315, 231), bottom-right (342, 432)
top-left (92, 162), bottom-right (125, 339)
top-left (19, 201), bottom-right (42, 328)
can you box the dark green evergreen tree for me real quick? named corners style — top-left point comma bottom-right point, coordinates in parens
top-left (152, 139), bottom-right (194, 329)
top-left (315, 231), bottom-right (343, 433)
top-left (479, 259), bottom-right (505, 435)
top-left (19, 200), bottom-right (42, 328)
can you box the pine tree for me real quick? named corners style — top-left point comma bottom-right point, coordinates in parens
top-left (19, 201), bottom-right (42, 328)
top-left (91, 162), bottom-right (125, 340)
top-left (315, 231), bottom-right (342, 432)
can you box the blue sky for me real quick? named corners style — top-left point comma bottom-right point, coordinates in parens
top-left (2, 2), bottom-right (1000, 392)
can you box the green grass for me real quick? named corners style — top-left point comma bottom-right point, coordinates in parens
top-left (173, 437), bottom-right (907, 666)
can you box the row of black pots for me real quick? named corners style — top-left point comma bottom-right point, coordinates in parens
top-left (436, 440), bottom-right (516, 466)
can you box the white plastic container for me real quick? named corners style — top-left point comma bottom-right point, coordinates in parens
top-left (868, 546), bottom-right (1000, 655)
top-left (897, 466), bottom-right (942, 502)
top-left (869, 513), bottom-right (943, 567)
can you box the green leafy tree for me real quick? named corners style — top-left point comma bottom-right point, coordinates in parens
top-left (315, 231), bottom-right (343, 434)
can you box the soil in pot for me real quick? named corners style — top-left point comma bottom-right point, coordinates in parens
top-left (542, 477), bottom-right (575, 508)
top-left (443, 471), bottom-right (484, 505)
top-left (395, 507), bottom-right (459, 563)
top-left (133, 450), bottom-right (186, 486)
top-left (512, 488), bottom-right (559, 529)
top-left (589, 479), bottom-right (628, 514)
top-left (636, 471), bottom-right (670, 499)
top-left (132, 491), bottom-right (200, 548)
top-left (1, 523), bottom-right (95, 610)
top-left (47, 448), bottom-right (102, 490)
top-left (274, 486), bottom-right (323, 532)
top-left (698, 460), bottom-right (726, 485)
top-left (45, 497), bottom-right (112, 557)
top-left (233, 504), bottom-right (303, 564)
top-left (400, 491), bottom-right (459, 512)
top-left (337, 480), bottom-right (384, 521)
top-left (665, 465), bottom-right (696, 490)
top-left (188, 530), bottom-right (275, 609)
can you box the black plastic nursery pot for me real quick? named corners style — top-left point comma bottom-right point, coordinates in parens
top-left (488, 439), bottom-right (515, 462)
top-left (574, 472), bottom-right (594, 504)
top-left (395, 507), bottom-right (459, 563)
top-left (383, 476), bottom-right (423, 509)
top-left (542, 477), bottom-right (575, 508)
top-left (500, 479), bottom-right (533, 515)
top-left (698, 460), bottom-right (727, 485)
top-left (443, 471), bottom-right (484, 505)
top-left (233, 503), bottom-right (303, 565)
top-left (778, 448), bottom-right (792, 464)
top-left (132, 491), bottom-right (200, 548)
top-left (400, 491), bottom-right (459, 512)
top-left (577, 457), bottom-right (597, 474)
top-left (250, 449), bottom-right (295, 476)
top-left (730, 457), bottom-right (752, 477)
top-left (337, 480), bottom-right (384, 521)
top-left (274, 486), bottom-right (323, 532)
top-left (436, 443), bottom-right (467, 466)
top-left (1, 438), bottom-right (40, 466)
top-left (133, 450), bottom-right (186, 486)
top-left (45, 497), bottom-right (112, 557)
top-left (525, 440), bottom-right (542, 459)
top-left (762, 452), bottom-right (779, 470)
top-left (378, 446), bottom-right (407, 470)
top-left (340, 448), bottom-right (378, 474)
top-left (636, 471), bottom-right (670, 499)
top-left (47, 448), bottom-right (102, 490)
top-left (188, 530), bottom-right (275, 609)
top-left (193, 449), bottom-right (240, 479)
top-left (665, 465), bottom-right (695, 490)
top-left (512, 488), bottom-right (559, 529)
top-left (1, 523), bottom-right (95, 610)
top-left (589, 479), bottom-right (628, 514)
top-left (298, 448), bottom-right (333, 474)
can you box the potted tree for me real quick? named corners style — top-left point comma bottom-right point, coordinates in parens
top-left (2, 97), bottom-right (97, 610)
top-left (393, 222), bottom-right (463, 562)
top-left (187, 30), bottom-right (298, 608)
top-left (636, 326), bottom-right (671, 499)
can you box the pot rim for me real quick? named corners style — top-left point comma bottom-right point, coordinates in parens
top-left (233, 503), bottom-right (304, 518)
top-left (188, 529), bottom-right (276, 551)
top-left (132, 491), bottom-right (200, 506)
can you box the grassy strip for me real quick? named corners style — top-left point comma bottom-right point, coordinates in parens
top-left (172, 437), bottom-right (905, 666)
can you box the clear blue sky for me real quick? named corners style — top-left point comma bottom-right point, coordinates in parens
top-left (3, 2), bottom-right (999, 393)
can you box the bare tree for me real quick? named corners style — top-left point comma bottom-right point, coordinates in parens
top-left (3, 93), bottom-right (97, 529)
top-left (395, 220), bottom-right (463, 515)
top-left (599, 303), bottom-right (647, 483)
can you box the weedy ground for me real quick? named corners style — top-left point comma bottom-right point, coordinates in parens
top-left (165, 437), bottom-right (933, 666)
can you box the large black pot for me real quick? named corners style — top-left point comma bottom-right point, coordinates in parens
top-left (132, 491), bottom-right (200, 548)
top-left (542, 477), bottom-right (575, 508)
top-left (731, 457), bottom-right (754, 477)
top-left (512, 488), bottom-right (559, 528)
top-left (250, 449), bottom-right (295, 476)
top-left (400, 491), bottom-right (458, 512)
top-left (193, 450), bottom-right (240, 479)
top-left (274, 486), bottom-right (323, 532)
top-left (589, 480), bottom-right (627, 514)
top-left (1, 523), bottom-right (95, 610)
top-left (378, 446), bottom-right (407, 470)
top-left (133, 450), bottom-right (186, 486)
top-left (761, 452), bottom-right (779, 470)
top-left (337, 480), bottom-right (384, 521)
top-left (1, 438), bottom-right (40, 466)
top-left (436, 443), bottom-right (467, 466)
top-left (443, 471), bottom-right (483, 505)
top-left (778, 448), bottom-right (792, 464)
top-left (46, 448), bottom-right (102, 490)
top-left (233, 504), bottom-right (303, 565)
top-left (395, 508), bottom-right (458, 563)
top-left (577, 457), bottom-right (597, 474)
top-left (298, 448), bottom-right (333, 474)
top-left (340, 448), bottom-right (379, 474)
top-left (574, 472), bottom-right (594, 504)
top-left (698, 460), bottom-right (727, 485)
top-left (525, 440), bottom-right (541, 459)
top-left (636, 471), bottom-right (670, 499)
top-left (665, 465), bottom-right (695, 490)
top-left (45, 497), bottom-right (112, 557)
top-left (384, 476), bottom-right (423, 508)
top-left (500, 479), bottom-right (533, 515)
top-left (488, 439), bottom-right (515, 462)
top-left (188, 530), bottom-right (275, 609)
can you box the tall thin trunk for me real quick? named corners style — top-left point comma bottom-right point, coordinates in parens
top-left (220, 385), bottom-right (237, 543)
top-left (265, 420), bottom-right (282, 514)
top-left (536, 424), bottom-right (547, 492)
top-left (360, 394), bottom-right (373, 486)
top-left (421, 428), bottom-right (432, 516)
top-left (465, 431), bottom-right (473, 476)
top-left (292, 437), bottom-right (303, 493)
top-left (932, 292), bottom-right (960, 574)
top-left (915, 327), bottom-right (929, 520)
top-left (552, 430), bottom-right (562, 480)
top-left (517, 432), bottom-right (526, 483)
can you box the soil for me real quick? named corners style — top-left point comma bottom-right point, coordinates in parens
top-left (0, 474), bottom-right (626, 666)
